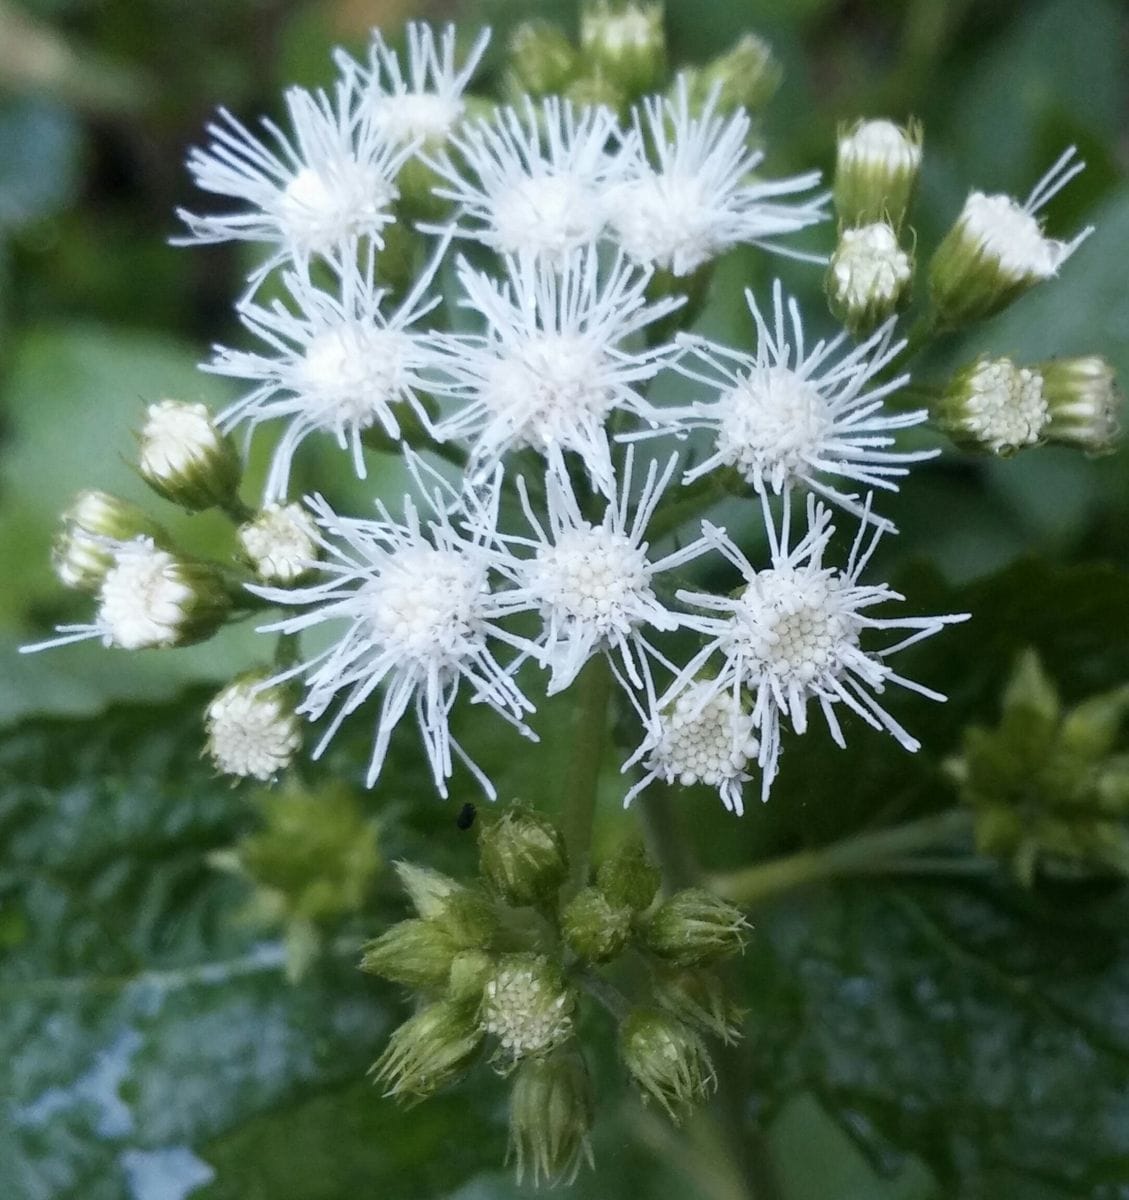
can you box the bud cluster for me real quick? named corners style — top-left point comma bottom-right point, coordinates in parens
top-left (360, 806), bottom-right (750, 1184)
top-left (947, 650), bottom-right (1129, 885)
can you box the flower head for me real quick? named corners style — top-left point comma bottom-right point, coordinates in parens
top-left (237, 502), bottom-right (321, 583)
top-left (136, 399), bottom-right (241, 511)
top-left (429, 249), bottom-right (680, 494)
top-left (833, 117), bottom-right (922, 229)
top-left (52, 491), bottom-right (165, 593)
top-left (481, 953), bottom-right (576, 1070)
top-left (606, 77), bottom-right (827, 276)
top-left (934, 356), bottom-right (1048, 456)
top-left (671, 494), bottom-right (968, 801)
top-left (205, 673), bottom-right (302, 781)
top-left (508, 1052), bottom-right (595, 1187)
top-left (826, 221), bottom-right (913, 333)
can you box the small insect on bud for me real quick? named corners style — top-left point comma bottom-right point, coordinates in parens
top-left (52, 491), bottom-right (166, 593)
top-left (643, 887), bottom-right (750, 967)
top-left (834, 118), bottom-right (922, 231)
top-left (373, 999), bottom-right (483, 1102)
top-left (620, 1008), bottom-right (716, 1120)
top-left (826, 221), bottom-right (913, 334)
top-left (508, 20), bottom-right (578, 97)
top-left (205, 672), bottom-right (301, 781)
top-left (933, 356), bottom-right (1048, 456)
top-left (595, 839), bottom-right (660, 913)
top-left (687, 33), bottom-right (780, 115)
top-left (1040, 356), bottom-right (1120, 454)
top-left (580, 0), bottom-right (665, 98)
top-left (237, 503), bottom-right (320, 585)
top-left (137, 399), bottom-right (241, 511)
top-left (508, 1051), bottom-right (595, 1187)
top-left (652, 969), bottom-right (746, 1045)
top-left (480, 953), bottom-right (576, 1072)
top-left (479, 806), bottom-right (569, 907)
top-left (561, 886), bottom-right (632, 963)
top-left (929, 147), bottom-right (1092, 329)
top-left (361, 919), bottom-right (463, 991)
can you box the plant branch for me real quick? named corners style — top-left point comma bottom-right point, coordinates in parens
top-left (561, 654), bottom-right (613, 892)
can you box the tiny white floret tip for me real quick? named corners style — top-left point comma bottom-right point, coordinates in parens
top-left (670, 493), bottom-right (969, 802)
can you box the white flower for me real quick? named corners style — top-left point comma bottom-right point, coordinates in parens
top-left (176, 78), bottom-right (413, 287)
top-left (837, 118), bottom-right (922, 175)
top-left (425, 96), bottom-right (631, 263)
top-left (638, 280), bottom-right (933, 528)
top-left (252, 475), bottom-right (535, 798)
top-left (428, 248), bottom-right (681, 495)
top-left (936, 357), bottom-right (1047, 455)
top-left (136, 399), bottom-right (240, 510)
top-left (827, 221), bottom-right (912, 327)
top-left (205, 246), bottom-right (445, 502)
top-left (670, 494), bottom-right (968, 802)
top-left (606, 77), bottom-right (827, 276)
top-left (206, 674), bottom-right (302, 780)
top-left (238, 503), bottom-right (321, 584)
top-left (490, 449), bottom-right (706, 710)
top-left (624, 681), bottom-right (759, 815)
top-left (336, 22), bottom-right (490, 148)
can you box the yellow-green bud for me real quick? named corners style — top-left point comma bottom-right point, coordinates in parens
top-left (565, 73), bottom-right (628, 114)
top-left (687, 33), bottom-right (780, 114)
top-left (580, 0), bottom-right (665, 98)
top-left (479, 806), bottom-right (568, 907)
top-left (643, 887), bottom-right (749, 967)
top-left (373, 999), bottom-right (483, 1101)
top-left (834, 118), bottom-right (922, 231)
top-left (1061, 686), bottom-right (1129, 759)
top-left (508, 1051), bottom-right (595, 1186)
top-left (933, 356), bottom-right (1049, 456)
top-left (508, 20), bottom-right (578, 96)
top-left (236, 503), bottom-right (319, 585)
top-left (1001, 648), bottom-right (1060, 727)
top-left (205, 672), bottom-right (301, 781)
top-left (561, 887), bottom-right (632, 963)
top-left (652, 969), bottom-right (746, 1045)
top-left (52, 490), bottom-right (166, 593)
top-left (436, 890), bottom-right (500, 950)
top-left (136, 399), bottom-right (241, 511)
top-left (361, 919), bottom-right (461, 990)
top-left (826, 221), bottom-right (913, 334)
top-left (481, 953), bottom-right (576, 1072)
top-left (596, 839), bottom-right (660, 913)
top-left (448, 949), bottom-right (494, 1004)
top-left (620, 1007), bottom-right (716, 1119)
top-left (394, 860), bottom-right (462, 920)
top-left (1040, 356), bottom-right (1120, 454)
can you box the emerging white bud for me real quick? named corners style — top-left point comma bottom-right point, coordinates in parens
top-left (52, 490), bottom-right (164, 593)
top-left (580, 0), bottom-right (665, 97)
top-left (480, 953), bottom-right (576, 1071)
top-left (834, 118), bottom-right (922, 229)
top-left (237, 503), bottom-right (320, 584)
top-left (137, 399), bottom-right (241, 511)
top-left (934, 357), bottom-right (1048, 456)
top-left (1041, 356), bottom-right (1120, 453)
top-left (826, 221), bottom-right (913, 333)
top-left (205, 673), bottom-right (302, 781)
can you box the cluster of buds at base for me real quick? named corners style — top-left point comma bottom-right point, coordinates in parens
top-left (52, 490), bottom-right (167, 593)
top-left (934, 354), bottom-right (1119, 457)
top-left (946, 650), bottom-right (1129, 886)
top-left (136, 399), bottom-right (242, 512)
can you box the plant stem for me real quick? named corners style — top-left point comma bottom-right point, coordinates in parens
top-left (708, 809), bottom-right (974, 907)
top-left (561, 654), bottom-right (613, 892)
top-left (637, 783), bottom-right (698, 893)
top-left (577, 967), bottom-right (630, 1020)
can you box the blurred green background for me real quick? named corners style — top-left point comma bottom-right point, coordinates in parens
top-left (3, 1), bottom-right (1129, 1198)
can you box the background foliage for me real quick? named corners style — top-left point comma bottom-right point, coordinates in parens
top-left (2, 1), bottom-right (1128, 1197)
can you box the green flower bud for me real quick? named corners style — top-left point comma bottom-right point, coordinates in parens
top-left (826, 221), bottom-right (913, 334)
top-left (205, 672), bottom-right (302, 781)
top-left (361, 919), bottom-right (462, 990)
top-left (561, 886), bottom-right (632, 963)
top-left (136, 399), bottom-right (241, 511)
top-left (448, 949), bottom-right (495, 1004)
top-left (1061, 685), bottom-right (1129, 759)
top-left (373, 999), bottom-right (483, 1101)
top-left (565, 73), bottom-right (628, 114)
top-left (580, 0), bottom-right (665, 98)
top-left (834, 118), bottom-right (922, 231)
top-left (1001, 648), bottom-right (1060, 727)
top-left (479, 806), bottom-right (569, 907)
top-left (687, 33), bottom-right (780, 114)
top-left (436, 889), bottom-right (501, 950)
top-left (643, 887), bottom-right (749, 967)
top-left (596, 839), bottom-right (660, 913)
top-left (52, 491), bottom-right (167, 593)
top-left (1040, 356), bottom-right (1120, 453)
top-left (932, 356), bottom-right (1048, 456)
top-left (394, 860), bottom-right (462, 920)
top-left (508, 20), bottom-right (578, 97)
top-left (509, 1051), bottom-right (595, 1186)
top-left (652, 969), bottom-right (746, 1045)
top-left (481, 953), bottom-right (576, 1072)
top-left (236, 502), bottom-right (320, 585)
top-left (620, 1007), bottom-right (716, 1119)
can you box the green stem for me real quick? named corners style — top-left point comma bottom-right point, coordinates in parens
top-left (637, 783), bottom-right (698, 893)
top-left (648, 473), bottom-right (732, 542)
top-left (577, 967), bottom-right (630, 1020)
top-left (220, 495), bottom-right (256, 524)
top-left (561, 654), bottom-right (613, 892)
top-left (709, 809), bottom-right (974, 907)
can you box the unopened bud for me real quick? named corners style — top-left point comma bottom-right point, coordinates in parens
top-left (394, 860), bottom-right (462, 920)
top-left (1040, 356), bottom-right (1120, 453)
top-left (448, 949), bottom-right (494, 1004)
top-left (373, 1000), bottom-right (483, 1101)
top-left (479, 806), bottom-right (568, 907)
top-left (565, 73), bottom-right (628, 113)
top-left (580, 0), bottom-right (665, 98)
top-left (508, 20), bottom-right (578, 97)
top-left (652, 969), bottom-right (746, 1045)
top-left (933, 356), bottom-right (1048, 456)
top-left (826, 221), bottom-right (912, 333)
top-left (929, 147), bottom-right (1091, 328)
top-left (361, 919), bottom-right (462, 990)
top-left (643, 887), bottom-right (749, 967)
top-left (481, 953), bottom-right (576, 1071)
top-left (561, 886), bottom-right (632, 963)
top-left (596, 839), bottom-right (660, 913)
top-left (688, 33), bottom-right (780, 115)
top-left (834, 118), bottom-right (922, 230)
top-left (137, 399), bottom-right (241, 511)
top-left (52, 491), bottom-right (165, 593)
top-left (205, 672), bottom-right (301, 781)
top-left (509, 1051), bottom-right (595, 1186)
top-left (237, 503), bottom-right (319, 584)
top-left (620, 1007), bottom-right (716, 1119)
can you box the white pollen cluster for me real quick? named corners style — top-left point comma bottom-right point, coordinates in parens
top-left (298, 323), bottom-right (410, 429)
top-left (206, 678), bottom-right (302, 780)
top-left (238, 503), bottom-right (320, 584)
top-left (528, 527), bottom-right (651, 633)
top-left (830, 222), bottom-right (911, 308)
top-left (99, 539), bottom-right (196, 650)
top-left (960, 358), bottom-right (1048, 454)
top-left (481, 957), bottom-right (575, 1067)
top-left (276, 162), bottom-right (396, 256)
